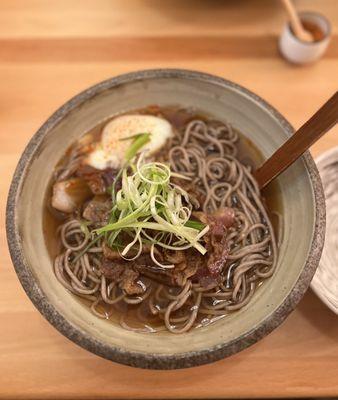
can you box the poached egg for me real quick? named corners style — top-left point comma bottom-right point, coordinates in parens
top-left (86, 114), bottom-right (173, 170)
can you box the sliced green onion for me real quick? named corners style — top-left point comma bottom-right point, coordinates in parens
top-left (119, 132), bottom-right (149, 142)
top-left (184, 220), bottom-right (206, 231)
top-left (88, 142), bottom-right (209, 266)
top-left (125, 133), bottom-right (151, 161)
top-left (79, 220), bottom-right (91, 239)
top-left (171, 172), bottom-right (192, 181)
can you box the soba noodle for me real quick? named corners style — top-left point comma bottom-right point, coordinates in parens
top-left (52, 115), bottom-right (277, 334)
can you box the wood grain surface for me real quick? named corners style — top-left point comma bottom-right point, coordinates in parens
top-left (0, 1), bottom-right (337, 399)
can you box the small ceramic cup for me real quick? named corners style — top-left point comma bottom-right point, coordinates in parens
top-left (279, 11), bottom-right (331, 64)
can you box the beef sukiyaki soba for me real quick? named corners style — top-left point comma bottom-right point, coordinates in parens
top-left (45, 106), bottom-right (280, 334)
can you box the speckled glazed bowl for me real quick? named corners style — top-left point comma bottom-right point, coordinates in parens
top-left (6, 69), bottom-right (325, 369)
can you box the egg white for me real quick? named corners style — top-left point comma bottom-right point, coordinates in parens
top-left (86, 115), bottom-right (173, 170)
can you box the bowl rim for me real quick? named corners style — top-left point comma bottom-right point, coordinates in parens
top-left (6, 68), bottom-right (325, 369)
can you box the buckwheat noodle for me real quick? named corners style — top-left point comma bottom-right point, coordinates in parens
top-left (54, 118), bottom-right (277, 333)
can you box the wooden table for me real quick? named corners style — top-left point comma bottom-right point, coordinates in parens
top-left (1, 1), bottom-right (337, 398)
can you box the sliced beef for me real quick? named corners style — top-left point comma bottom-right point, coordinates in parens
top-left (134, 250), bottom-right (198, 287)
top-left (194, 207), bottom-right (235, 237)
top-left (191, 208), bottom-right (235, 288)
top-left (207, 239), bottom-right (229, 276)
top-left (76, 164), bottom-right (119, 195)
top-left (135, 262), bottom-right (197, 287)
top-left (192, 263), bottom-right (222, 288)
top-left (102, 244), bottom-right (198, 288)
top-left (120, 269), bottom-right (145, 295)
top-left (103, 240), bottom-right (163, 262)
top-left (100, 204), bottom-right (235, 291)
top-left (100, 258), bottom-right (144, 296)
top-left (83, 196), bottom-right (111, 223)
top-left (101, 259), bottom-right (124, 281)
top-left (191, 243), bottom-right (228, 289)
top-left (163, 250), bottom-right (186, 264)
top-left (102, 242), bottom-right (122, 260)
top-left (211, 207), bottom-right (235, 233)
top-left (204, 208), bottom-right (233, 276)
top-left (202, 229), bottom-right (229, 283)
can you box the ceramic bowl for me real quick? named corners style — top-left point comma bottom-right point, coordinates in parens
top-left (6, 69), bottom-right (325, 369)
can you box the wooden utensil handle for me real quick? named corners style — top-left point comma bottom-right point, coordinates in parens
top-left (255, 92), bottom-right (338, 189)
top-left (281, 0), bottom-right (305, 37)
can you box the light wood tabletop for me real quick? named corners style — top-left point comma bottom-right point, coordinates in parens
top-left (1, 0), bottom-right (337, 398)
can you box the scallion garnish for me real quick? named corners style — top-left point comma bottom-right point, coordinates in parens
top-left (91, 133), bottom-right (209, 268)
